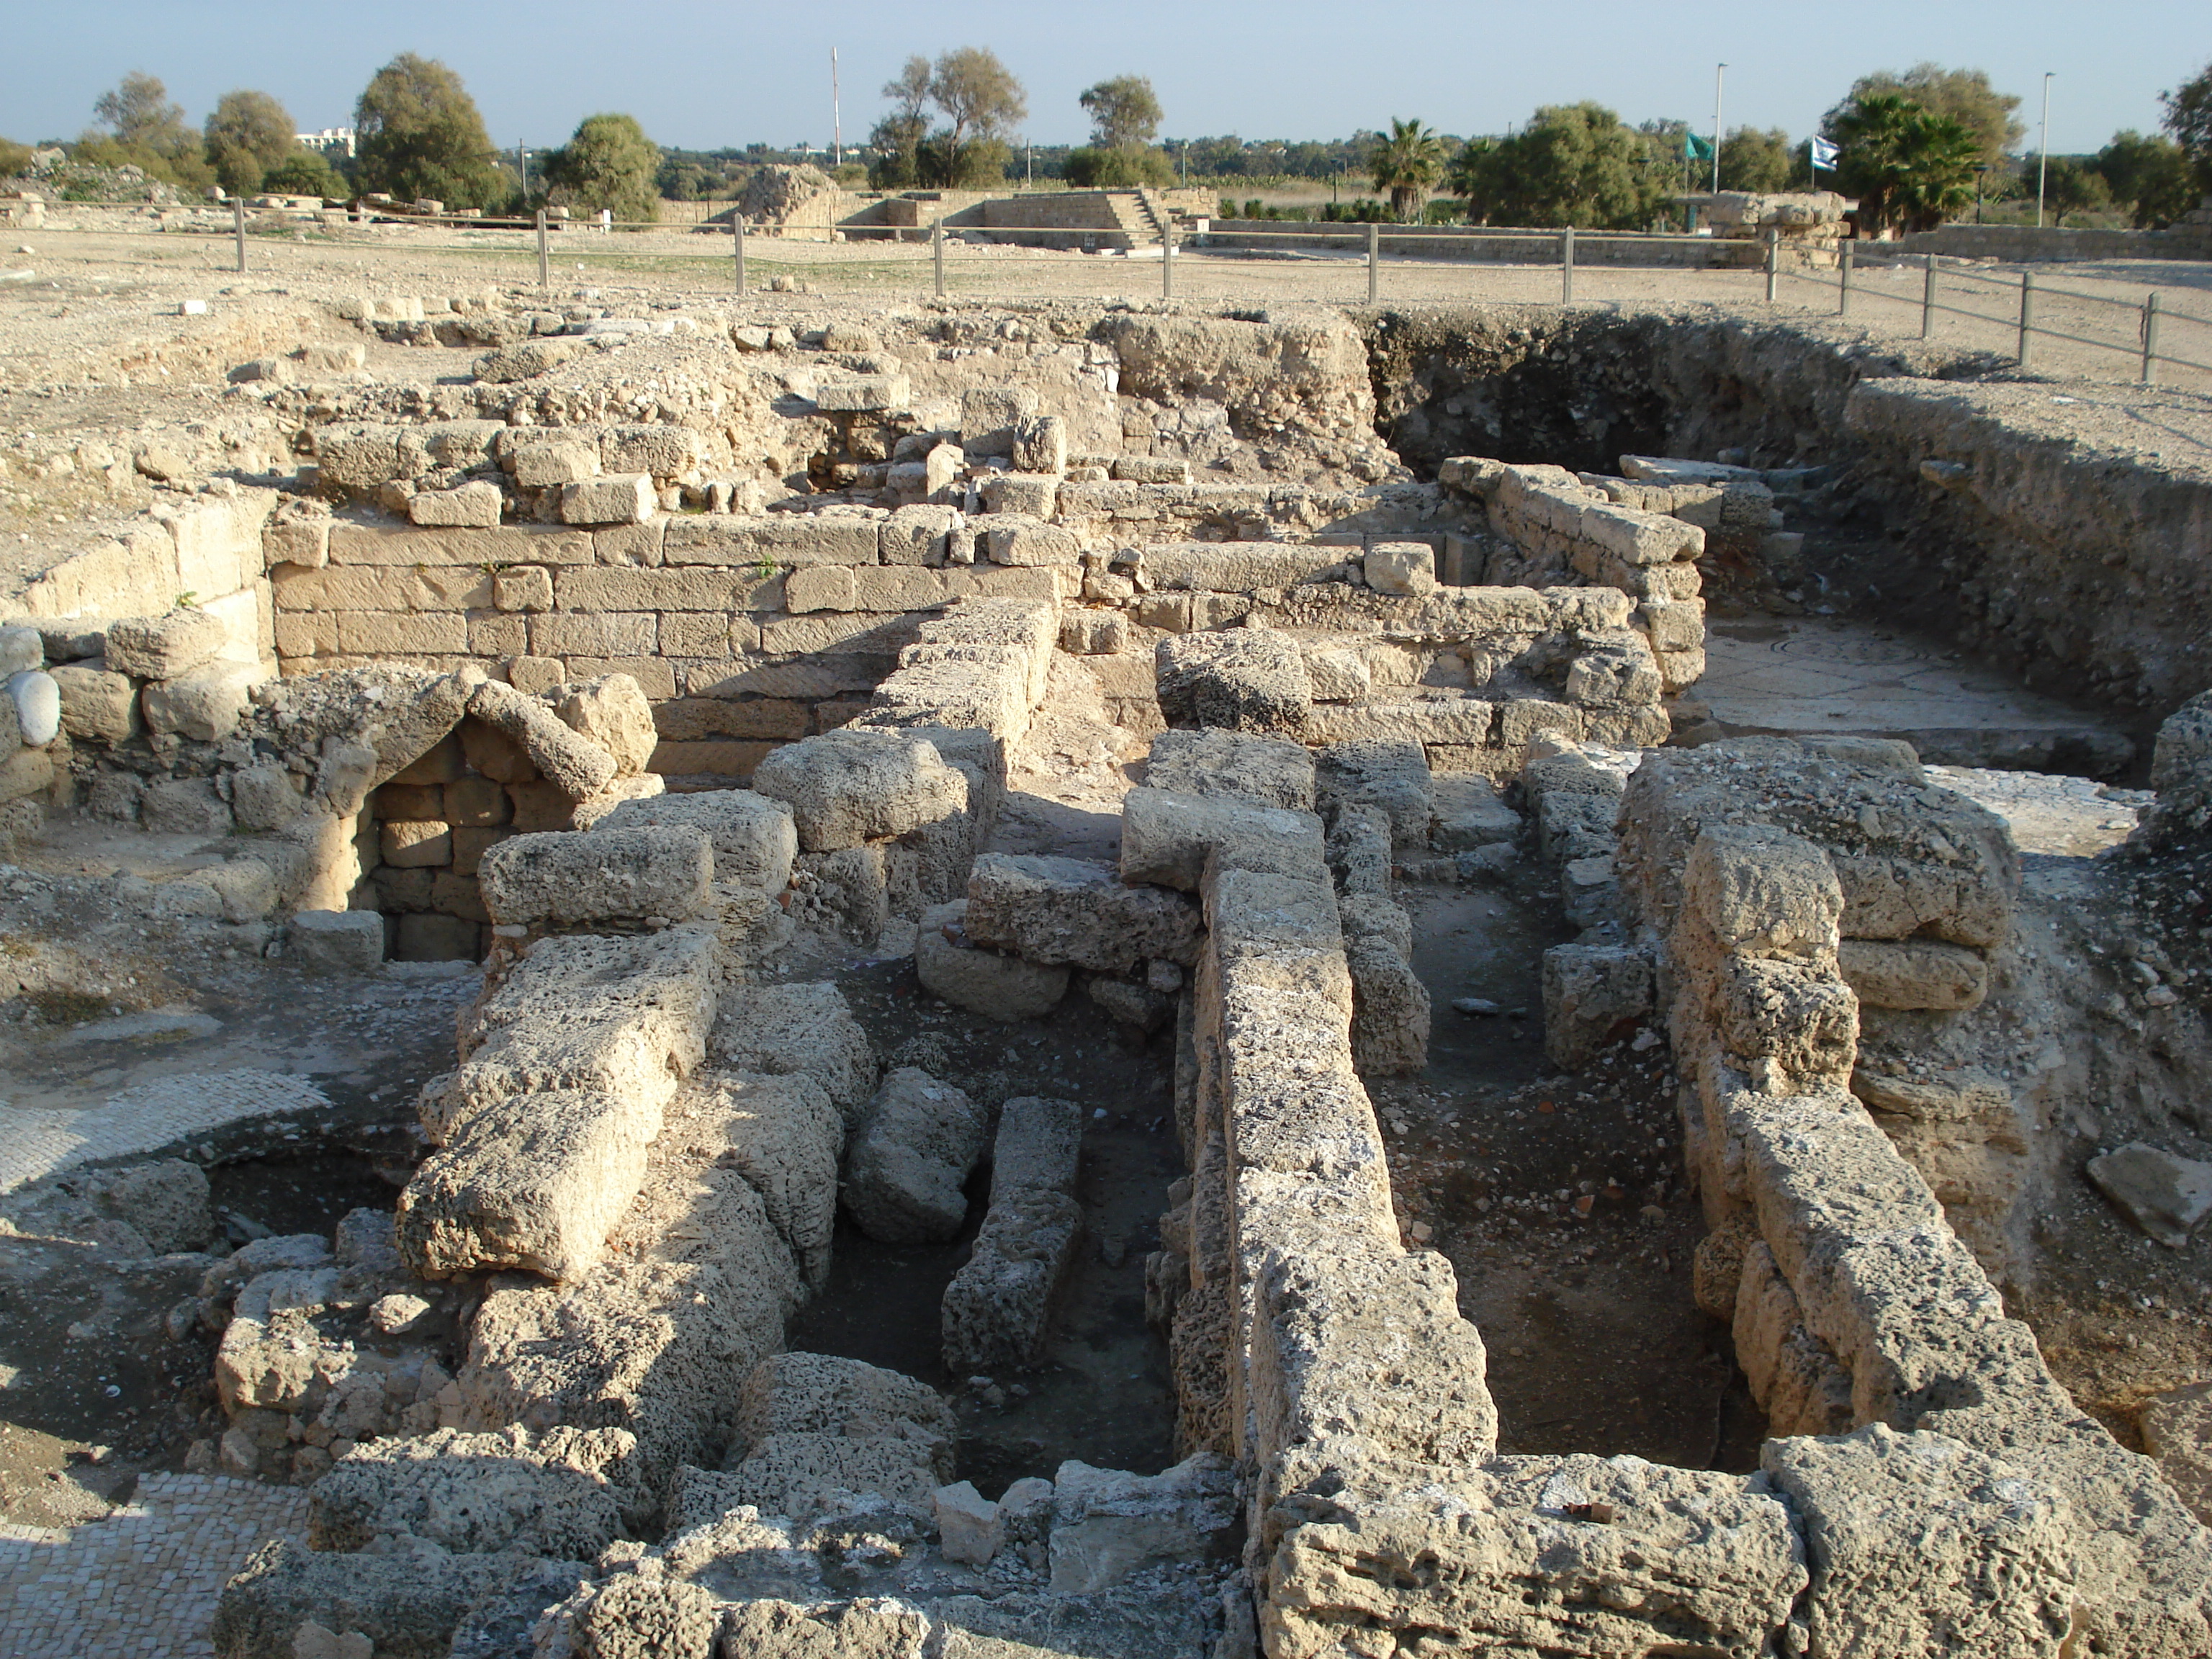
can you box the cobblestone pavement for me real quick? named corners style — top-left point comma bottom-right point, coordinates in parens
top-left (0, 1473), bottom-right (307, 1657)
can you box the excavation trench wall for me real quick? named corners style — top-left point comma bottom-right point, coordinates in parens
top-left (1362, 304), bottom-right (2212, 719)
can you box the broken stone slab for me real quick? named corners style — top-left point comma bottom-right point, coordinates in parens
top-left (2143, 1380), bottom-right (2212, 1525)
top-left (709, 981), bottom-right (879, 1127)
top-left (1430, 775), bottom-right (1519, 851)
top-left (1365, 541), bottom-right (1437, 596)
top-left (915, 899), bottom-right (1069, 1022)
top-left (1761, 1424), bottom-right (2074, 1659)
top-left (1087, 974), bottom-right (1175, 1030)
top-left (48, 662), bottom-right (137, 742)
top-left (1346, 937), bottom-right (1430, 1076)
top-left (1118, 788), bottom-right (1327, 893)
top-left (467, 678), bottom-right (619, 800)
top-left (1837, 938), bottom-right (1989, 1010)
top-left (681, 1071), bottom-right (843, 1291)
top-left (593, 788), bottom-right (797, 894)
top-left (477, 825), bottom-right (713, 925)
top-left (2087, 1143), bottom-right (2212, 1248)
top-left (943, 1187), bottom-right (1082, 1372)
top-left (102, 608), bottom-right (230, 680)
top-left (1143, 728), bottom-right (1316, 811)
top-left (727, 1429), bottom-right (946, 1521)
top-left (143, 660), bottom-right (263, 743)
top-left (552, 674), bottom-right (656, 778)
top-left (843, 1066), bottom-right (989, 1244)
top-left (1154, 629), bottom-right (1312, 734)
top-left (1316, 739), bottom-right (1434, 855)
top-left (309, 1423), bottom-right (642, 1555)
top-left (963, 852), bottom-right (1202, 974)
top-left (751, 727), bottom-right (969, 853)
top-left (1047, 1453), bottom-right (1239, 1594)
top-left (396, 1088), bottom-right (657, 1281)
top-left (1327, 802), bottom-right (1394, 896)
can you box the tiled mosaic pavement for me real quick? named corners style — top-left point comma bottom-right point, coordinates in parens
top-left (0, 1069), bottom-right (332, 1195)
top-left (0, 1473), bottom-right (308, 1657)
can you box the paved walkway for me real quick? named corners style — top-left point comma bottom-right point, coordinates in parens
top-left (0, 1473), bottom-right (307, 1657)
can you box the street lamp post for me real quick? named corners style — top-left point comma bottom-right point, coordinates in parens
top-left (1712, 63), bottom-right (1727, 195)
top-left (2036, 73), bottom-right (2053, 228)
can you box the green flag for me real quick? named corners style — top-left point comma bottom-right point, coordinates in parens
top-left (1684, 132), bottom-right (1714, 162)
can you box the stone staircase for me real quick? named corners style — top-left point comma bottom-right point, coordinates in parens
top-left (1104, 190), bottom-right (1169, 249)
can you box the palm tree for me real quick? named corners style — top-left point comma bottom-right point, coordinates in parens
top-left (1370, 117), bottom-right (1447, 222)
top-left (1828, 94), bottom-right (1981, 233)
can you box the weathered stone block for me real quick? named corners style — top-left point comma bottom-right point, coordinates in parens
top-left (477, 825), bottom-right (713, 925)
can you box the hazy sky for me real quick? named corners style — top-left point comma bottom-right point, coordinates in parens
top-left (4, 0), bottom-right (2202, 156)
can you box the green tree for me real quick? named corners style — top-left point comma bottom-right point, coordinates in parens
top-left (1827, 94), bottom-right (1980, 232)
top-left (94, 72), bottom-right (192, 155)
top-left (1064, 145), bottom-right (1173, 187)
top-left (203, 89), bottom-right (295, 197)
top-left (1457, 104), bottom-right (1667, 229)
top-left (262, 149), bottom-right (346, 200)
top-left (1079, 76), bottom-right (1162, 151)
top-left (924, 48), bottom-right (1026, 186)
top-left (868, 55), bottom-right (932, 189)
top-left (2036, 156), bottom-right (2110, 225)
top-left (2095, 130), bottom-right (2196, 226)
top-left (1823, 65), bottom-right (2022, 169)
top-left (1370, 117), bottom-right (1447, 221)
top-left (354, 53), bottom-right (504, 209)
top-left (543, 113), bottom-right (659, 222)
top-left (2162, 61), bottom-right (2212, 190)
top-left (1717, 126), bottom-right (1798, 192)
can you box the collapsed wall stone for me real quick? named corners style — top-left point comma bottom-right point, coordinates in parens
top-left (943, 1096), bottom-right (1086, 1371)
top-left (841, 1066), bottom-right (989, 1244)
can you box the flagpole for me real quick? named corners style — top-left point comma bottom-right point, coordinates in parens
top-left (832, 47), bottom-right (842, 169)
top-left (1712, 63), bottom-right (1726, 195)
top-left (2036, 72), bottom-right (2051, 228)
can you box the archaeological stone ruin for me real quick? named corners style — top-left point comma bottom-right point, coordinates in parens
top-left (1, 258), bottom-right (2211, 1659)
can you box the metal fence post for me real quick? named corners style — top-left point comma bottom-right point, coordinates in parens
top-left (1921, 253), bottom-right (1937, 339)
top-left (933, 221), bottom-right (946, 298)
top-left (2141, 292), bottom-right (2160, 386)
top-left (2018, 271), bottom-right (2036, 365)
top-left (1561, 226), bottom-right (1575, 304)
top-left (536, 209), bottom-right (549, 290)
top-left (1162, 227), bottom-right (1174, 300)
top-left (1838, 240), bottom-right (1853, 316)
top-left (1764, 230), bottom-right (1779, 303)
top-left (734, 218), bottom-right (745, 295)
top-left (1367, 222), bottom-right (1378, 304)
top-left (233, 198), bottom-right (246, 274)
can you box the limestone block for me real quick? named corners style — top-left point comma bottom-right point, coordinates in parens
top-left (812, 374), bottom-right (910, 413)
top-left (6, 669), bottom-right (58, 747)
top-left (735, 1351), bottom-right (955, 1455)
top-left (141, 773), bottom-right (230, 833)
top-left (881, 503), bottom-right (958, 565)
top-left (1154, 631), bottom-right (1312, 735)
top-left (1365, 541), bottom-right (1437, 596)
top-left (842, 1066), bottom-right (989, 1244)
top-left (917, 900), bottom-right (1070, 1022)
top-left (943, 1188), bottom-right (1082, 1370)
top-left (1542, 944), bottom-right (1655, 1069)
top-left (1431, 775), bottom-right (1519, 850)
top-left (981, 472), bottom-right (1060, 518)
top-left (1059, 610), bottom-right (1129, 655)
top-left (989, 1095), bottom-right (1084, 1204)
top-left (597, 788), bottom-right (796, 894)
top-left (984, 516), bottom-right (1081, 567)
top-left (554, 674), bottom-right (656, 778)
top-left (1327, 803), bottom-right (1394, 895)
top-left (1144, 729), bottom-right (1315, 811)
top-left (102, 608), bottom-right (228, 679)
top-left (474, 339), bottom-right (577, 382)
top-left (212, 1542), bottom-right (554, 1659)
top-left (961, 387), bottom-right (1040, 457)
top-left (513, 443), bottom-right (598, 488)
top-left (1717, 957), bottom-right (1858, 1085)
top-left (408, 481), bottom-right (503, 528)
top-left (685, 1072), bottom-right (845, 1290)
top-left (936, 1481), bottom-right (1003, 1565)
top-left (1346, 938), bottom-right (1430, 1076)
top-left (1685, 824), bottom-right (1843, 958)
top-left (601, 424), bottom-right (703, 478)
top-left (48, 662), bottom-right (138, 742)
top-left (1111, 454), bottom-right (1191, 484)
top-left (1538, 792), bottom-right (1617, 865)
top-left (467, 678), bottom-right (619, 799)
top-left (1118, 787), bottom-right (1326, 892)
top-left (1761, 1425), bottom-right (2074, 1659)
top-left (442, 776), bottom-right (511, 828)
top-left (230, 764), bottom-right (301, 833)
top-left (1142, 543), bottom-right (1355, 593)
top-left (709, 980), bottom-right (879, 1125)
top-left (2142, 1380), bottom-right (2212, 1524)
top-left (397, 1089), bottom-right (655, 1280)
top-left (560, 473), bottom-right (656, 526)
top-left (380, 820), bottom-right (452, 868)
top-left (963, 852), bottom-right (1202, 973)
top-left (310, 1423), bottom-right (639, 1557)
top-left (288, 909), bottom-right (386, 973)
top-left (1565, 642), bottom-right (1665, 706)
top-left (0, 626), bottom-right (43, 674)
top-left (751, 727), bottom-right (968, 852)
top-left (1014, 414), bottom-right (1068, 477)
top-left (1316, 740), bottom-right (1433, 855)
top-left (493, 565), bottom-right (554, 612)
top-left (1047, 1455), bottom-right (1239, 1595)
top-left (477, 825), bottom-right (713, 925)
top-left (1837, 938), bottom-right (1988, 1010)
top-left (727, 1430), bottom-right (941, 1520)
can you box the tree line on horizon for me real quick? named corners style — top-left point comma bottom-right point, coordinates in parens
top-left (4, 53), bottom-right (2208, 236)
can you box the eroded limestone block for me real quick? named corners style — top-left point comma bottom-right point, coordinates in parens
top-left (709, 981), bottom-right (878, 1125)
top-left (842, 1066), bottom-right (989, 1244)
top-left (594, 788), bottom-right (796, 894)
top-left (751, 727), bottom-right (968, 853)
top-left (1837, 938), bottom-right (1988, 1010)
top-left (915, 899), bottom-right (1069, 1022)
top-left (103, 608), bottom-right (228, 679)
top-left (309, 1423), bottom-right (640, 1555)
top-left (1541, 944), bottom-right (1655, 1070)
top-left (1317, 740), bottom-right (1433, 855)
top-left (963, 852), bottom-right (1201, 974)
top-left (1144, 728), bottom-right (1316, 811)
top-left (477, 826), bottom-right (713, 925)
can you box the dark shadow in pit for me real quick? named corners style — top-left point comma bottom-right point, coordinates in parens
top-left (791, 956), bottom-right (1182, 1489)
top-left (1395, 876), bottom-right (1768, 1473)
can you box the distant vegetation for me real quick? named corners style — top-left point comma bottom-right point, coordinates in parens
top-left (1, 55), bottom-right (2205, 235)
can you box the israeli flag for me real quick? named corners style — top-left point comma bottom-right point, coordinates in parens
top-left (1809, 136), bottom-right (1840, 172)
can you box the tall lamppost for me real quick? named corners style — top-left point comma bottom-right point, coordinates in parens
top-left (2036, 73), bottom-right (2053, 228)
